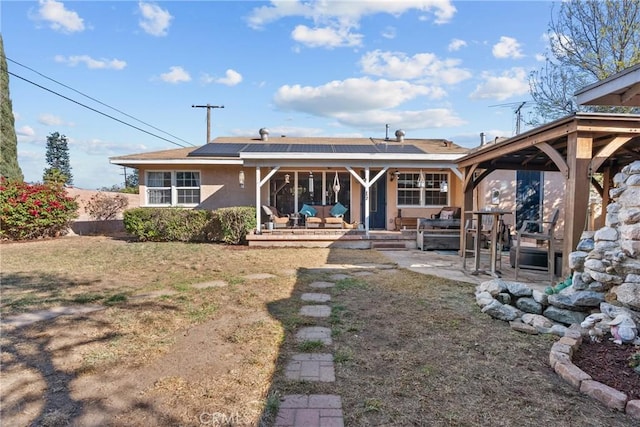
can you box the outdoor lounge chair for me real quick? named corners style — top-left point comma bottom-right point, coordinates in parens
top-left (514, 208), bottom-right (560, 283)
top-left (262, 205), bottom-right (290, 229)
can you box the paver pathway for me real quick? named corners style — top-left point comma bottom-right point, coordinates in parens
top-left (296, 326), bottom-right (332, 345)
top-left (274, 395), bottom-right (344, 427)
top-left (300, 305), bottom-right (331, 317)
top-left (301, 293), bottom-right (331, 303)
top-left (275, 277), bottom-right (345, 426)
top-left (285, 353), bottom-right (335, 382)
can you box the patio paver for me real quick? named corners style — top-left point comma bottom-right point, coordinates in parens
top-left (329, 274), bottom-right (351, 281)
top-left (285, 354), bottom-right (335, 382)
top-left (300, 305), bottom-right (331, 317)
top-left (296, 326), bottom-right (332, 345)
top-left (274, 394), bottom-right (344, 427)
top-left (301, 293), bottom-right (331, 303)
top-left (309, 281), bottom-right (335, 289)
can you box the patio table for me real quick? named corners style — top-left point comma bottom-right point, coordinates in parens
top-left (464, 210), bottom-right (511, 277)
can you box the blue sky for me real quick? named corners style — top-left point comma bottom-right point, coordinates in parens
top-left (4, 0), bottom-right (558, 189)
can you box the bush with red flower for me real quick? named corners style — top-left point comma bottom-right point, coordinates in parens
top-left (0, 178), bottom-right (79, 240)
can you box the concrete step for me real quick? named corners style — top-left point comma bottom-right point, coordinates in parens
top-left (372, 242), bottom-right (408, 250)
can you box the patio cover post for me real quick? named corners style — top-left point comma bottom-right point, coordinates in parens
top-left (563, 133), bottom-right (593, 276)
top-left (255, 167), bottom-right (261, 234)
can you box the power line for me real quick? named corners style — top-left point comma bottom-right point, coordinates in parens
top-left (5, 57), bottom-right (196, 147)
top-left (7, 69), bottom-right (189, 148)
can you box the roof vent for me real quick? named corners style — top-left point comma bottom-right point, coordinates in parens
top-left (259, 128), bottom-right (269, 141)
top-left (395, 129), bottom-right (405, 142)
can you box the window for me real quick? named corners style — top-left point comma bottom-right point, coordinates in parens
top-left (146, 171), bottom-right (200, 206)
top-left (397, 172), bottom-right (449, 206)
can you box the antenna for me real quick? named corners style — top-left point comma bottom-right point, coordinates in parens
top-left (489, 101), bottom-right (531, 135)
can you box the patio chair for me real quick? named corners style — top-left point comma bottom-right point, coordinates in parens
top-left (262, 205), bottom-right (290, 229)
top-left (514, 208), bottom-right (560, 283)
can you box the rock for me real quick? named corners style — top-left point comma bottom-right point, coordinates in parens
top-left (495, 292), bottom-right (511, 305)
top-left (515, 297), bottom-right (543, 314)
top-left (576, 238), bottom-right (595, 252)
top-left (532, 289), bottom-right (549, 305)
top-left (621, 240), bottom-right (640, 257)
top-left (584, 259), bottom-right (606, 273)
top-left (504, 281), bottom-right (533, 297)
top-left (620, 224), bottom-right (640, 240)
top-left (595, 227), bottom-right (618, 242)
top-left (522, 313), bottom-right (553, 329)
top-left (611, 283), bottom-right (640, 311)
top-left (543, 306), bottom-right (587, 325)
top-left (624, 160), bottom-right (640, 175)
top-left (571, 272), bottom-right (588, 290)
top-left (594, 241), bottom-right (620, 253)
top-left (627, 174), bottom-right (640, 186)
top-left (477, 279), bottom-right (507, 296)
top-left (481, 299), bottom-right (522, 321)
top-left (548, 290), bottom-right (605, 310)
top-left (619, 187), bottom-right (640, 207)
top-left (475, 291), bottom-right (494, 308)
top-left (510, 320), bottom-right (538, 334)
top-left (569, 251), bottom-right (589, 269)
top-left (619, 207), bottom-right (640, 225)
top-left (587, 270), bottom-right (623, 285)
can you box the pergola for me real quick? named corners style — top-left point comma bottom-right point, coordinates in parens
top-left (456, 112), bottom-right (640, 275)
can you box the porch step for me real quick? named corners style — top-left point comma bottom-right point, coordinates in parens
top-left (372, 242), bottom-right (408, 250)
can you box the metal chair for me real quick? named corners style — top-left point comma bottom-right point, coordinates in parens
top-left (514, 208), bottom-right (560, 283)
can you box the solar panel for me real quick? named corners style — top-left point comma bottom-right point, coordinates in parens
top-left (188, 142), bottom-right (426, 157)
top-left (188, 143), bottom-right (247, 157)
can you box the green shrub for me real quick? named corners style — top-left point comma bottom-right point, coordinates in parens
top-left (0, 178), bottom-right (79, 240)
top-left (216, 206), bottom-right (256, 244)
top-left (123, 208), bottom-right (219, 242)
top-left (122, 206), bottom-right (256, 244)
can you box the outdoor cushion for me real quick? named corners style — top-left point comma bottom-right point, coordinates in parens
top-left (440, 210), bottom-right (454, 220)
top-left (300, 204), bottom-right (317, 217)
top-left (329, 202), bottom-right (348, 217)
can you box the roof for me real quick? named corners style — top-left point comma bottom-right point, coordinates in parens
top-left (110, 136), bottom-right (469, 167)
top-left (575, 63), bottom-right (640, 107)
top-left (457, 112), bottom-right (640, 173)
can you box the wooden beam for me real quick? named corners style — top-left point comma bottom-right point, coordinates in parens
top-left (535, 142), bottom-right (569, 178)
top-left (563, 132), bottom-right (593, 276)
top-left (622, 82), bottom-right (640, 105)
top-left (590, 136), bottom-right (633, 172)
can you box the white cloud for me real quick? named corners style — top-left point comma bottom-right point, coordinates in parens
top-left (292, 25), bottom-right (363, 48)
top-left (17, 126), bottom-right (36, 137)
top-left (335, 108), bottom-right (466, 130)
top-left (381, 26), bottom-right (396, 39)
top-left (38, 113), bottom-right (63, 126)
top-left (138, 1), bottom-right (173, 36)
top-left (274, 77), bottom-right (441, 116)
top-left (359, 50), bottom-right (471, 85)
top-left (469, 67), bottom-right (529, 101)
top-left (247, 1), bottom-right (456, 48)
top-left (492, 36), bottom-right (524, 59)
top-left (34, 0), bottom-right (85, 33)
top-left (216, 69), bottom-right (243, 86)
top-left (159, 66), bottom-right (191, 84)
top-left (448, 38), bottom-right (467, 51)
top-left (54, 54), bottom-right (127, 70)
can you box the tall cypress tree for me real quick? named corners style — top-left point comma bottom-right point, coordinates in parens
top-left (0, 34), bottom-right (24, 181)
top-left (43, 132), bottom-right (73, 185)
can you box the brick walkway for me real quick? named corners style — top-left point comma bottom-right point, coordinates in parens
top-left (276, 278), bottom-right (346, 427)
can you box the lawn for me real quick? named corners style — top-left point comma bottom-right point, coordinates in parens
top-left (0, 236), bottom-right (633, 426)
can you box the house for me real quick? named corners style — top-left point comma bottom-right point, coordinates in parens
top-left (109, 128), bottom-right (470, 236)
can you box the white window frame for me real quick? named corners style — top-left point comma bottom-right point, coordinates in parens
top-left (396, 171), bottom-right (450, 208)
top-left (145, 170), bottom-right (201, 207)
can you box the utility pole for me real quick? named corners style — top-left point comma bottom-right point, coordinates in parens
top-left (192, 104), bottom-right (224, 143)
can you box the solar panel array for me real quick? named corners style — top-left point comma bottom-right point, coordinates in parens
top-left (188, 143), bottom-right (424, 157)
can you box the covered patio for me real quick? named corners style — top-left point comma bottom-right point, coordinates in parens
top-left (456, 112), bottom-right (640, 277)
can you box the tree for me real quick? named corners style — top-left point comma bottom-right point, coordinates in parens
top-left (528, 0), bottom-right (640, 125)
top-left (43, 132), bottom-right (73, 185)
top-left (125, 168), bottom-right (139, 189)
top-left (0, 34), bottom-right (24, 181)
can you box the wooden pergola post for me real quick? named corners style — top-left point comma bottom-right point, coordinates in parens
top-left (563, 132), bottom-right (593, 276)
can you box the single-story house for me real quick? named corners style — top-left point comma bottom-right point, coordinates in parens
top-left (109, 128), bottom-right (470, 235)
